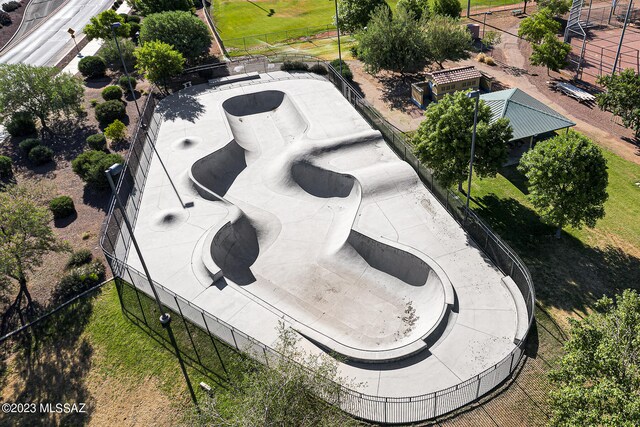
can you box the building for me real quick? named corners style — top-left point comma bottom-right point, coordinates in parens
top-left (480, 88), bottom-right (576, 164)
top-left (411, 66), bottom-right (483, 107)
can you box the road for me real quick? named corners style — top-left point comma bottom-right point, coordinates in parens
top-left (0, 0), bottom-right (112, 66)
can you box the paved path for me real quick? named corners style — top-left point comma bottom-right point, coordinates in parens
top-left (0, 0), bottom-right (112, 66)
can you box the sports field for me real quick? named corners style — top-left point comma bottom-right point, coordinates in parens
top-left (213, 0), bottom-right (398, 41)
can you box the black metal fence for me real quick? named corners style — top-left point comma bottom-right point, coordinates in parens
top-left (99, 58), bottom-right (535, 424)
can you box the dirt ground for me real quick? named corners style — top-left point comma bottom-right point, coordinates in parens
top-left (0, 71), bottom-right (152, 309)
top-left (348, 22), bottom-right (640, 165)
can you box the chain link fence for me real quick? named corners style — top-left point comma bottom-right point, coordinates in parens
top-left (99, 58), bottom-right (535, 424)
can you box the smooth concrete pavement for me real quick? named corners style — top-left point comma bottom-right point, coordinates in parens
top-left (120, 73), bottom-right (528, 412)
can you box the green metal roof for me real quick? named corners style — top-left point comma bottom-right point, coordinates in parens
top-left (480, 88), bottom-right (575, 141)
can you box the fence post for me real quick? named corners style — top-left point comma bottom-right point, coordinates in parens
top-left (175, 297), bottom-right (203, 366)
top-left (230, 329), bottom-right (239, 350)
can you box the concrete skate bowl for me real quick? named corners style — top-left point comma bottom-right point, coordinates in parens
top-left (189, 89), bottom-right (455, 364)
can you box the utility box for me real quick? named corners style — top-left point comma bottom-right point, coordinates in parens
top-left (467, 24), bottom-right (480, 40)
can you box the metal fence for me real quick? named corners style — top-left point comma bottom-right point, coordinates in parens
top-left (100, 59), bottom-right (535, 424)
top-left (223, 24), bottom-right (336, 53)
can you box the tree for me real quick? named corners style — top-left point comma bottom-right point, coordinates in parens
top-left (549, 289), bottom-right (640, 426)
top-left (481, 30), bottom-right (501, 52)
top-left (535, 0), bottom-right (571, 16)
top-left (396, 0), bottom-right (430, 19)
top-left (0, 64), bottom-right (84, 133)
top-left (190, 322), bottom-right (361, 426)
top-left (0, 184), bottom-right (68, 331)
top-left (99, 37), bottom-right (137, 70)
top-left (530, 33), bottom-right (572, 75)
top-left (139, 11), bottom-right (210, 62)
top-left (357, 5), bottom-right (429, 75)
top-left (129, 0), bottom-right (193, 16)
top-left (83, 9), bottom-right (130, 41)
top-left (431, 0), bottom-right (462, 18)
top-left (518, 131), bottom-right (608, 237)
top-left (596, 69), bottom-right (640, 138)
top-left (518, 8), bottom-right (561, 44)
top-left (134, 41), bottom-right (185, 91)
top-left (414, 91), bottom-right (512, 190)
top-left (337, 0), bottom-right (389, 33)
top-left (423, 15), bottom-right (472, 68)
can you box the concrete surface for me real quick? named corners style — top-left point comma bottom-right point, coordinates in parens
top-left (126, 72), bottom-right (526, 398)
top-left (0, 0), bottom-right (112, 65)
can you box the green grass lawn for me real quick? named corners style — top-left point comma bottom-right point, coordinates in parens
top-left (214, 0), bottom-right (522, 55)
top-left (461, 147), bottom-right (640, 324)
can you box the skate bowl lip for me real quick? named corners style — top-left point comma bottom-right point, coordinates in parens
top-left (189, 88), bottom-right (456, 363)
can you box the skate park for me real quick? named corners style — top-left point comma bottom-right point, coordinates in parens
top-left (108, 71), bottom-right (532, 422)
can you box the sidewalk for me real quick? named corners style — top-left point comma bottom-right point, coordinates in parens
top-left (62, 1), bottom-right (131, 75)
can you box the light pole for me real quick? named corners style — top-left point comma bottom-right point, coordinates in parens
top-left (482, 11), bottom-right (493, 42)
top-left (110, 22), bottom-right (141, 118)
top-left (67, 28), bottom-right (82, 57)
top-left (334, 0), bottom-right (343, 79)
top-left (105, 163), bottom-right (198, 406)
top-left (465, 90), bottom-right (480, 224)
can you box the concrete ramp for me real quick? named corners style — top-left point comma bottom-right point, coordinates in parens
top-left (190, 140), bottom-right (247, 201)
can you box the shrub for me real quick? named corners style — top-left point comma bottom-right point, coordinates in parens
top-left (28, 145), bottom-right (53, 165)
top-left (0, 11), bottom-right (11, 26)
top-left (128, 21), bottom-right (140, 37)
top-left (476, 52), bottom-right (487, 63)
top-left (118, 75), bottom-right (137, 91)
top-left (281, 60), bottom-right (309, 72)
top-left (1, 1), bottom-right (20, 12)
top-left (95, 100), bottom-right (126, 127)
top-left (104, 119), bottom-right (126, 143)
top-left (86, 133), bottom-right (107, 150)
top-left (350, 45), bottom-right (359, 58)
top-left (18, 138), bottom-right (41, 154)
top-left (67, 249), bottom-right (93, 268)
top-left (90, 99), bottom-right (99, 107)
top-left (71, 150), bottom-right (124, 189)
top-left (484, 56), bottom-right (496, 66)
top-left (126, 14), bottom-right (141, 23)
top-left (6, 112), bottom-right (37, 137)
top-left (101, 85), bottom-right (123, 101)
top-left (330, 59), bottom-right (353, 80)
top-left (49, 195), bottom-right (75, 219)
top-left (0, 155), bottom-right (12, 178)
top-left (51, 260), bottom-right (106, 304)
top-left (309, 63), bottom-right (327, 75)
top-left (78, 55), bottom-right (106, 78)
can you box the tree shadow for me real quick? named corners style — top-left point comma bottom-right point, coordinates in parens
top-left (156, 90), bottom-right (206, 123)
top-left (377, 73), bottom-right (424, 114)
top-left (498, 164), bottom-right (529, 195)
top-left (46, 119), bottom-right (99, 161)
top-left (81, 185), bottom-right (111, 211)
top-left (1, 291), bottom-right (100, 426)
top-left (475, 194), bottom-right (640, 316)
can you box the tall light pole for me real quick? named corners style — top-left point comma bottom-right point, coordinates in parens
top-left (110, 22), bottom-right (187, 209)
top-left (105, 163), bottom-right (198, 406)
top-left (334, 0), bottom-right (343, 79)
top-left (465, 90), bottom-right (480, 224)
top-left (110, 22), bottom-right (141, 118)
